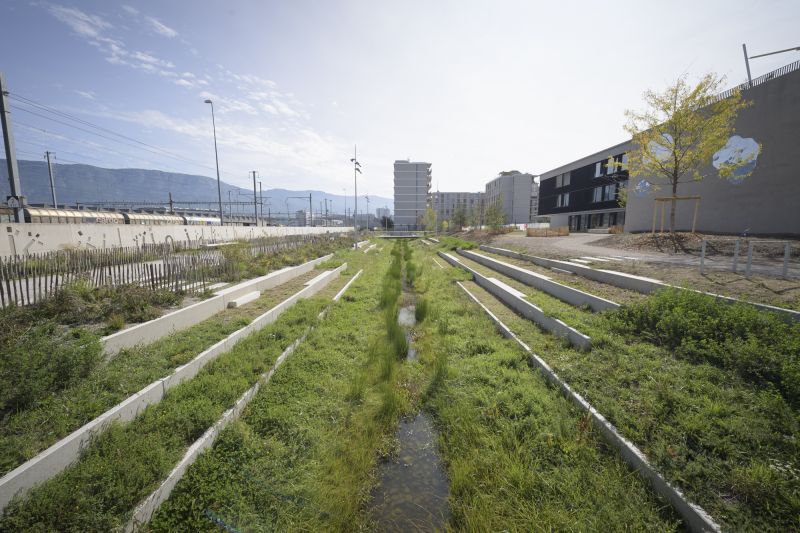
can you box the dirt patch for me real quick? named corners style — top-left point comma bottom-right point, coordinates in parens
top-left (591, 232), bottom-right (799, 258)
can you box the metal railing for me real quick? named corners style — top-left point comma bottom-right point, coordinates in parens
top-left (711, 59), bottom-right (800, 103)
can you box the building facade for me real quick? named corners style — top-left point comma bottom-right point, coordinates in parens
top-left (432, 191), bottom-right (484, 230)
top-left (484, 171), bottom-right (537, 224)
top-left (539, 60), bottom-right (800, 236)
top-left (538, 142), bottom-right (630, 231)
top-left (393, 160), bottom-right (431, 230)
top-left (375, 207), bottom-right (391, 220)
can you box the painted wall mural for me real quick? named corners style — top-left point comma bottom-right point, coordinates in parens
top-left (712, 135), bottom-right (760, 184)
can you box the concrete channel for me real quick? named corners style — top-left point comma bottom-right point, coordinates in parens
top-left (481, 245), bottom-right (800, 322)
top-left (0, 264), bottom-right (347, 514)
top-left (439, 251), bottom-right (591, 350)
top-left (456, 281), bottom-right (721, 533)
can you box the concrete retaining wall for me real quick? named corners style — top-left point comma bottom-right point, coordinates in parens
top-left (439, 252), bottom-right (591, 350)
top-left (102, 253), bottom-right (333, 355)
top-left (0, 264), bottom-right (346, 514)
top-left (125, 262), bottom-right (364, 531)
top-left (481, 245), bottom-right (800, 322)
top-left (456, 281), bottom-right (720, 533)
top-left (459, 249), bottom-right (619, 312)
top-left (1, 222), bottom-right (352, 256)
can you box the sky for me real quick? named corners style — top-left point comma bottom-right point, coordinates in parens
top-left (1, 0), bottom-right (799, 201)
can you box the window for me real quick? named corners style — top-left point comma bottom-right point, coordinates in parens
top-left (594, 162), bottom-right (602, 178)
top-left (556, 193), bottom-right (570, 207)
top-left (593, 186), bottom-right (603, 203)
top-left (607, 157), bottom-right (616, 175)
top-left (556, 172), bottom-right (570, 188)
top-left (621, 153), bottom-right (628, 167)
top-left (593, 184), bottom-right (617, 203)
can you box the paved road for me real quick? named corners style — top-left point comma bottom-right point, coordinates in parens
top-left (493, 233), bottom-right (800, 279)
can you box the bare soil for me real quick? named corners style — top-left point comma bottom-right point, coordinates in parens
top-left (591, 232), bottom-right (799, 258)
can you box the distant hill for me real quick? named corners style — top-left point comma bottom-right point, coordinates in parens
top-left (0, 160), bottom-right (392, 218)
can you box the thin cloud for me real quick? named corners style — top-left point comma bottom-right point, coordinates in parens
top-left (47, 5), bottom-right (111, 39)
top-left (145, 16), bottom-right (178, 38)
top-left (121, 5), bottom-right (139, 16)
top-left (75, 90), bottom-right (96, 100)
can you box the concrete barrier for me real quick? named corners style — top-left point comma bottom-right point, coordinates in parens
top-left (101, 253), bottom-right (334, 355)
top-left (439, 252), bottom-right (591, 350)
top-left (459, 249), bottom-right (619, 312)
top-left (356, 240), bottom-right (370, 248)
top-left (481, 245), bottom-right (800, 322)
top-left (363, 243), bottom-right (377, 253)
top-left (227, 291), bottom-right (260, 308)
top-left (456, 281), bottom-right (720, 533)
top-left (125, 262), bottom-right (363, 531)
top-left (0, 264), bottom-right (346, 514)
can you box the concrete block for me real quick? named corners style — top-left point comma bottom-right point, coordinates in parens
top-left (459, 249), bottom-right (619, 312)
top-left (333, 269), bottom-right (363, 301)
top-left (227, 291), bottom-right (261, 308)
top-left (456, 281), bottom-right (720, 533)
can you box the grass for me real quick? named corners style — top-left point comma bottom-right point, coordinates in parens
top-left (150, 240), bottom-right (409, 531)
top-left (0, 298), bottom-right (330, 531)
top-left (0, 268), bottom-right (322, 477)
top-left (448, 252), bottom-right (800, 530)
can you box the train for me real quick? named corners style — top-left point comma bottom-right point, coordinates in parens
top-left (0, 206), bottom-right (223, 226)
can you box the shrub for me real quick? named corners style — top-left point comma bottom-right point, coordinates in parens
top-left (610, 288), bottom-right (800, 404)
top-left (415, 298), bottom-right (429, 322)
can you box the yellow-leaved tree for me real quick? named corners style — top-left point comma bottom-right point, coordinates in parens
top-left (623, 73), bottom-right (759, 232)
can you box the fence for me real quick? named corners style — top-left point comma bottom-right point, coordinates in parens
top-left (698, 238), bottom-right (795, 279)
top-left (0, 234), bottom-right (335, 307)
top-left (526, 226), bottom-right (569, 237)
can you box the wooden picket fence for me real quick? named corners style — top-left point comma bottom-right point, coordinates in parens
top-left (0, 234), bottom-right (335, 308)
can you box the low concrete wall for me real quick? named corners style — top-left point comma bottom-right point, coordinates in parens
top-left (481, 245), bottom-right (800, 322)
top-left (1, 223), bottom-right (353, 256)
top-left (0, 264), bottom-right (346, 514)
top-left (457, 281), bottom-right (720, 533)
top-left (439, 252), bottom-right (591, 350)
top-left (102, 253), bottom-right (333, 355)
top-left (459, 249), bottom-right (619, 312)
top-left (125, 262), bottom-right (363, 531)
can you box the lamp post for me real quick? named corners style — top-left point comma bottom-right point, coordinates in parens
top-left (350, 146), bottom-right (361, 236)
top-left (204, 99), bottom-right (224, 225)
top-left (742, 43), bottom-right (800, 86)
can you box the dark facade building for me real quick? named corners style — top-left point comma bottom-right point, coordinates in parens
top-left (538, 141), bottom-right (631, 231)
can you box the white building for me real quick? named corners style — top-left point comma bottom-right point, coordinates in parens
top-left (484, 171), bottom-right (537, 224)
top-left (375, 207), bottom-right (391, 219)
top-left (393, 160), bottom-right (431, 230)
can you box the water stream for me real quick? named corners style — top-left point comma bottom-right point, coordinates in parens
top-left (370, 300), bottom-right (450, 531)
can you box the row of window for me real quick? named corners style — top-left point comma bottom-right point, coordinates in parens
top-left (554, 183), bottom-right (620, 210)
top-left (594, 154), bottom-right (628, 178)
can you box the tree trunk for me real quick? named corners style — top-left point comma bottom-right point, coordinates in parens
top-left (669, 181), bottom-right (678, 233)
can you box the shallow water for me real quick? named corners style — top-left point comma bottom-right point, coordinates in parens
top-left (370, 413), bottom-right (451, 532)
top-left (398, 305), bottom-right (416, 327)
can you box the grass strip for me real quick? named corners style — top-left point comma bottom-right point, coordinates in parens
top-left (408, 244), bottom-right (680, 530)
top-left (149, 242), bottom-right (405, 531)
top-left (0, 297), bottom-right (330, 531)
top-left (456, 272), bottom-right (799, 531)
top-left (0, 269), bottom-right (319, 477)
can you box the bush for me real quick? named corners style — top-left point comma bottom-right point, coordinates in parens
top-left (0, 319), bottom-right (102, 414)
top-left (610, 288), bottom-right (800, 404)
top-left (415, 298), bottom-right (429, 322)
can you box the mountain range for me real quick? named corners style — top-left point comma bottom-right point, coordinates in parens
top-left (0, 160), bottom-right (392, 218)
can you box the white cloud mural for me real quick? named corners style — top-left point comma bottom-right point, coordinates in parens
top-left (634, 179), bottom-right (653, 197)
top-left (712, 135), bottom-right (760, 184)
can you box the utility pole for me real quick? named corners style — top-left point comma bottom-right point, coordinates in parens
top-left (251, 171), bottom-right (258, 226)
top-left (0, 72), bottom-right (24, 222)
top-left (168, 192), bottom-right (174, 214)
top-left (258, 181), bottom-right (263, 225)
top-left (45, 151), bottom-right (57, 207)
top-left (364, 194), bottom-right (370, 230)
top-left (308, 193), bottom-right (313, 227)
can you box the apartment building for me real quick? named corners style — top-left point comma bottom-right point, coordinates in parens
top-left (393, 160), bottom-right (431, 230)
top-left (432, 191), bottom-right (484, 230)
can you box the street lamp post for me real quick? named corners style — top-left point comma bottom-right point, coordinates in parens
top-left (350, 146), bottom-right (361, 237)
top-left (204, 99), bottom-right (224, 225)
top-left (742, 43), bottom-right (800, 86)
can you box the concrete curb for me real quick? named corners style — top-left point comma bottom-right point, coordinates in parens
top-left (125, 262), bottom-right (362, 531)
top-left (481, 245), bottom-right (800, 322)
top-left (333, 270), bottom-right (363, 301)
top-left (439, 252), bottom-right (591, 350)
top-left (101, 253), bottom-right (334, 355)
top-left (456, 281), bottom-right (721, 533)
top-left (356, 239), bottom-right (370, 248)
top-left (0, 264), bottom-right (346, 514)
top-left (363, 243), bottom-right (377, 253)
top-left (459, 249), bottom-right (619, 312)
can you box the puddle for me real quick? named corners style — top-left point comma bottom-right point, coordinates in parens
top-left (370, 412), bottom-right (451, 531)
top-left (405, 332), bottom-right (417, 361)
top-left (398, 305), bottom-right (416, 327)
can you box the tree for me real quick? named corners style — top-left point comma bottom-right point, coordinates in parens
top-left (423, 206), bottom-right (437, 232)
top-left (452, 205), bottom-right (467, 231)
top-left (484, 197), bottom-right (505, 233)
top-left (379, 215), bottom-right (394, 230)
top-left (467, 207), bottom-right (481, 230)
top-left (623, 73), bottom-right (758, 232)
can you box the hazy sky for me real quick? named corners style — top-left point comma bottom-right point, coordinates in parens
top-left (1, 0), bottom-right (799, 199)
